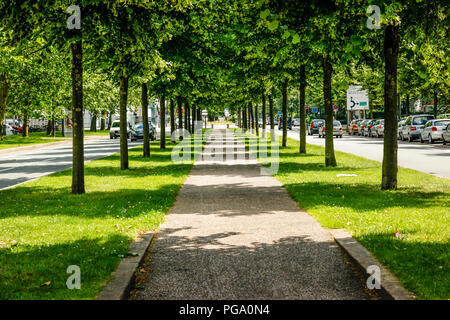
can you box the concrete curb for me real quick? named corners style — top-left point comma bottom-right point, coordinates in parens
top-left (96, 231), bottom-right (154, 300)
top-left (330, 229), bottom-right (411, 300)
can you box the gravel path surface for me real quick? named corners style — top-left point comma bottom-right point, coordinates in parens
top-left (135, 129), bottom-right (369, 300)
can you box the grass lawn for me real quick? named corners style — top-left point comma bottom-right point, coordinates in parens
top-left (236, 130), bottom-right (449, 300)
top-left (84, 130), bottom-right (110, 136)
top-left (0, 137), bottom-right (202, 299)
top-left (0, 130), bottom-right (109, 151)
top-left (0, 132), bottom-right (69, 150)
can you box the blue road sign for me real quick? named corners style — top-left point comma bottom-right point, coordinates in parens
top-left (312, 107), bottom-right (318, 113)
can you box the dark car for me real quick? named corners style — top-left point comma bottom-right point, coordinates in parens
top-left (308, 119), bottom-right (325, 135)
top-left (132, 122), bottom-right (156, 141)
top-left (278, 117), bottom-right (292, 130)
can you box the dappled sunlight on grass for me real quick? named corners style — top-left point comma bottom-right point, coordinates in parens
top-left (0, 138), bottom-right (199, 299)
top-left (235, 130), bottom-right (450, 299)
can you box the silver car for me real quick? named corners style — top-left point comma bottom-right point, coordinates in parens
top-left (402, 114), bottom-right (434, 142)
top-left (318, 120), bottom-right (343, 138)
top-left (398, 120), bottom-right (405, 140)
top-left (420, 119), bottom-right (450, 144)
top-left (371, 119), bottom-right (384, 138)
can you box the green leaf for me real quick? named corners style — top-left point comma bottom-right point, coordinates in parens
top-left (268, 20), bottom-right (279, 31)
top-left (282, 30), bottom-right (291, 39)
top-left (260, 9), bottom-right (270, 20)
top-left (292, 34), bottom-right (300, 44)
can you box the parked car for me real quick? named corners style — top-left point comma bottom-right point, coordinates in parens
top-left (292, 118), bottom-right (300, 126)
top-left (347, 119), bottom-right (362, 135)
top-left (318, 120), bottom-right (343, 138)
top-left (420, 119), bottom-right (450, 144)
top-left (132, 122), bottom-right (156, 141)
top-left (278, 117), bottom-right (292, 130)
top-left (401, 114), bottom-right (434, 142)
top-left (109, 120), bottom-right (133, 139)
top-left (3, 124), bottom-right (14, 136)
top-left (397, 119), bottom-right (405, 140)
top-left (308, 119), bottom-right (325, 135)
top-left (357, 119), bottom-right (369, 136)
top-left (371, 119), bottom-right (384, 138)
top-left (363, 119), bottom-right (377, 137)
top-left (442, 123), bottom-right (450, 145)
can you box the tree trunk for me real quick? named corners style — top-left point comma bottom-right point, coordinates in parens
top-left (247, 104), bottom-right (251, 130)
top-left (22, 110), bottom-right (29, 137)
top-left (262, 92), bottom-right (266, 136)
top-left (282, 79), bottom-right (288, 147)
top-left (237, 107), bottom-right (241, 128)
top-left (249, 102), bottom-right (254, 134)
top-left (269, 94), bottom-right (274, 142)
top-left (184, 100), bottom-right (189, 133)
top-left (100, 112), bottom-right (106, 130)
top-left (90, 114), bottom-right (97, 132)
top-left (0, 73), bottom-right (9, 141)
top-left (52, 116), bottom-right (56, 137)
top-left (177, 96), bottom-right (183, 140)
top-left (406, 94), bottom-right (410, 116)
top-left (433, 91), bottom-right (438, 119)
top-left (160, 90), bottom-right (166, 149)
top-left (299, 64), bottom-right (307, 154)
top-left (119, 74), bottom-right (129, 170)
top-left (242, 104), bottom-right (247, 132)
top-left (169, 98), bottom-right (175, 142)
top-left (382, 24), bottom-right (399, 190)
top-left (254, 103), bottom-right (259, 136)
top-left (71, 40), bottom-right (85, 194)
top-left (108, 112), bottom-right (113, 130)
top-left (47, 118), bottom-right (52, 135)
top-left (322, 55), bottom-right (337, 167)
top-left (142, 82), bottom-right (150, 157)
top-left (192, 104), bottom-right (196, 133)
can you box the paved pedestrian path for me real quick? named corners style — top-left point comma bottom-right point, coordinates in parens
top-left (136, 129), bottom-right (368, 299)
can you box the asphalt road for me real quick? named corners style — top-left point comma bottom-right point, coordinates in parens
top-left (277, 127), bottom-right (450, 179)
top-left (0, 137), bottom-right (142, 190)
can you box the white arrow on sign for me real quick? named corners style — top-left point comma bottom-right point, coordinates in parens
top-left (347, 86), bottom-right (369, 110)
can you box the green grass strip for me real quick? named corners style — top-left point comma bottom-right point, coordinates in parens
top-left (235, 130), bottom-right (449, 300)
top-left (0, 138), bottom-right (200, 299)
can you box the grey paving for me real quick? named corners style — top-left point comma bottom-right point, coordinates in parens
top-left (136, 129), bottom-right (369, 300)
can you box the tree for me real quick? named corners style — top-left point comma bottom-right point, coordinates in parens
top-left (299, 64), bottom-right (306, 154)
top-left (142, 82), bottom-right (150, 157)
